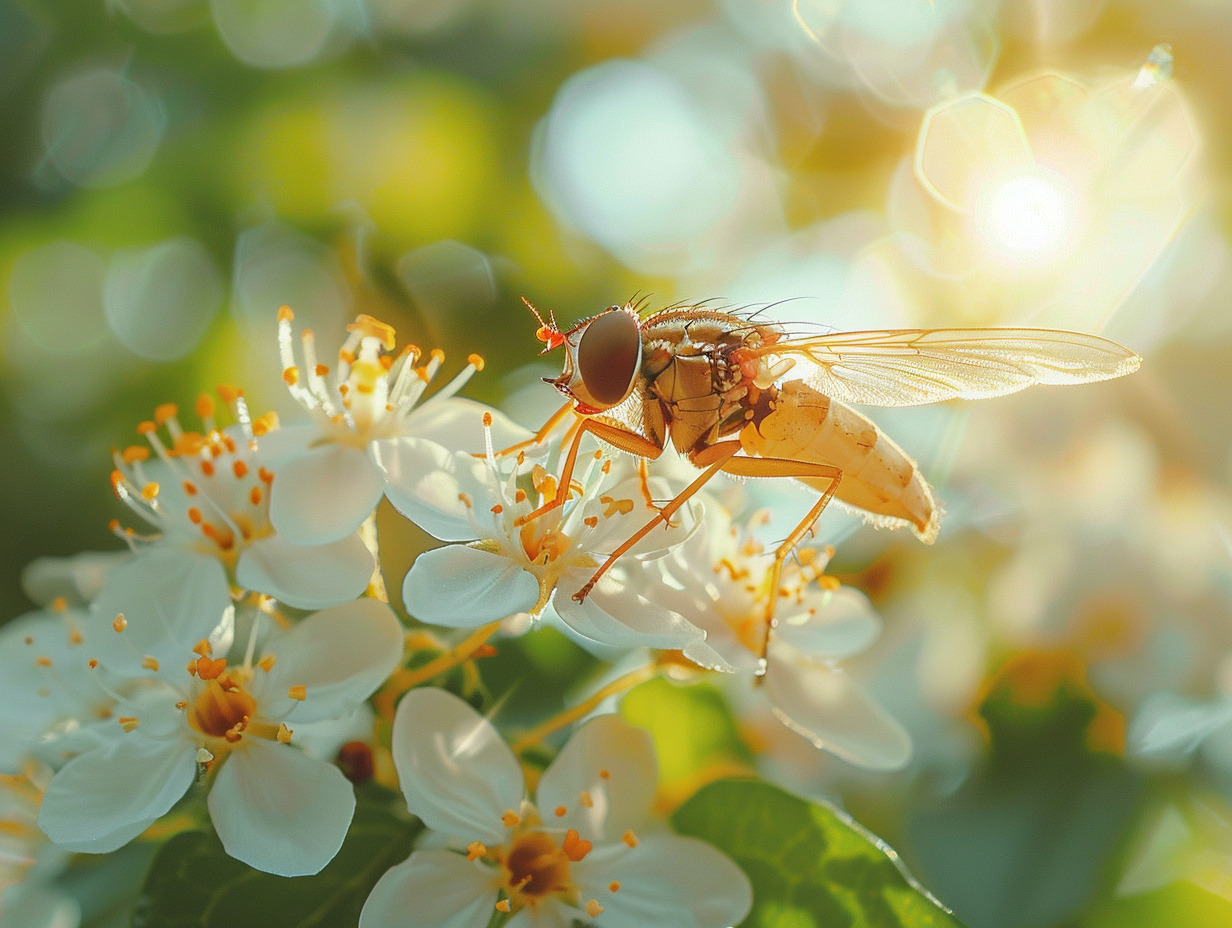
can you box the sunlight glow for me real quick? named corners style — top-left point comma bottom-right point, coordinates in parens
top-left (975, 171), bottom-right (1078, 265)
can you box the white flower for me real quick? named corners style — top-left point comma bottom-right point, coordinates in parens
top-left (95, 387), bottom-right (376, 676)
top-left (657, 505), bottom-right (912, 771)
top-left (265, 308), bottom-right (527, 545)
top-left (0, 602), bottom-right (114, 774)
top-left (0, 765), bottom-right (78, 928)
top-left (387, 429), bottom-right (721, 662)
top-left (360, 688), bottom-right (752, 928)
top-left (37, 599), bottom-right (403, 876)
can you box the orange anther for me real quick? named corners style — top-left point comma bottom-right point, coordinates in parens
top-left (466, 841), bottom-right (487, 861)
top-left (195, 393), bottom-right (215, 420)
top-left (112, 615), bottom-right (127, 633)
top-left (216, 384), bottom-right (242, 404)
top-left (142, 656), bottom-right (160, 672)
top-left (141, 482), bottom-right (160, 501)
top-left (495, 900), bottom-right (512, 913)
top-left (578, 791), bottom-right (593, 808)
top-left (118, 717), bottom-right (140, 733)
top-left (585, 900), bottom-right (603, 917)
top-left (196, 657), bottom-right (227, 680)
top-left (562, 829), bottom-right (592, 862)
top-left (609, 881), bottom-right (621, 892)
top-left (258, 654), bottom-right (277, 672)
top-left (282, 367), bottom-right (300, 387)
top-left (501, 810), bottom-right (521, 828)
top-left (469, 354), bottom-right (485, 371)
top-left (249, 487), bottom-right (263, 506)
top-left (253, 412), bottom-right (278, 436)
top-left (554, 805), bottom-right (567, 818)
top-left (121, 445), bottom-right (150, 464)
top-left (288, 685), bottom-right (307, 701)
top-left (277, 723), bottom-right (293, 743)
top-left (277, 305), bottom-right (295, 323)
top-left (232, 460), bottom-right (249, 479)
top-left (154, 403), bottom-right (178, 426)
top-left (622, 830), bottom-right (638, 848)
top-left (34, 656), bottom-right (51, 668)
top-left (192, 640), bottom-right (213, 657)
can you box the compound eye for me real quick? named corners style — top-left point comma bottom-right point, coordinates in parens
top-left (577, 309), bottom-right (641, 408)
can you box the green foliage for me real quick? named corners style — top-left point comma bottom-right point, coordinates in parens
top-left (672, 779), bottom-right (964, 928)
top-left (620, 676), bottom-right (754, 789)
top-left (132, 787), bottom-right (418, 928)
top-left (908, 654), bottom-right (1143, 928)
top-left (1083, 881), bottom-right (1232, 928)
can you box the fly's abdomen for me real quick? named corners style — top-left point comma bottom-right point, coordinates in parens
top-left (740, 381), bottom-right (939, 542)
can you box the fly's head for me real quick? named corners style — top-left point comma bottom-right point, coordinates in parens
top-left (525, 299), bottom-right (643, 415)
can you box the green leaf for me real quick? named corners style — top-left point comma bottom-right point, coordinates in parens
top-left (132, 786), bottom-right (419, 928)
top-left (672, 778), bottom-right (963, 928)
top-left (620, 677), bottom-right (753, 794)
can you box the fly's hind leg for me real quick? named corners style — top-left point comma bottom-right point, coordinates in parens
top-left (717, 456), bottom-right (843, 681)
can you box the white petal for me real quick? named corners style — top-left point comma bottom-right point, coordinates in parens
top-left (251, 423), bottom-right (316, 467)
top-left (408, 397), bottom-right (532, 452)
top-left (0, 612), bottom-right (99, 772)
top-left (573, 834), bottom-right (752, 928)
top-left (374, 438), bottom-right (500, 542)
top-left (579, 475), bottom-right (700, 558)
top-left (1129, 692), bottom-right (1232, 757)
top-left (236, 531), bottom-right (374, 609)
top-left (555, 568), bottom-right (707, 653)
top-left (763, 649), bottom-right (912, 771)
top-left (269, 443), bottom-right (385, 545)
top-left (90, 549), bottom-right (232, 676)
top-left (776, 587), bottom-right (882, 659)
top-left (391, 688), bottom-right (523, 845)
top-left (257, 599), bottom-right (403, 723)
top-left (208, 739), bottom-right (355, 876)
top-left (39, 736), bottom-right (196, 852)
top-left (402, 546), bottom-right (539, 628)
top-left (536, 714), bottom-right (656, 842)
top-left (359, 849), bottom-right (495, 928)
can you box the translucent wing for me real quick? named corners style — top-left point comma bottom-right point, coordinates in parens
top-left (763, 328), bottom-right (1141, 407)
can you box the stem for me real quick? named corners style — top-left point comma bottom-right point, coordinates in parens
top-left (374, 621), bottom-right (502, 719)
top-left (509, 661), bottom-right (660, 755)
top-left (360, 511), bottom-right (388, 603)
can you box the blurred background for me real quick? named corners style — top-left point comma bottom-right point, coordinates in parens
top-left (3, 0), bottom-right (1232, 926)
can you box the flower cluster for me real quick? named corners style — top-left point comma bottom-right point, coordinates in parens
top-left (0, 309), bottom-right (908, 926)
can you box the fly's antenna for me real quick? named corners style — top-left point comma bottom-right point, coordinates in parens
top-left (523, 297), bottom-right (564, 352)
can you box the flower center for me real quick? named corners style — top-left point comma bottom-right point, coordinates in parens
top-left (109, 389), bottom-right (278, 566)
top-left (502, 830), bottom-right (575, 903)
top-left (188, 678), bottom-right (257, 741)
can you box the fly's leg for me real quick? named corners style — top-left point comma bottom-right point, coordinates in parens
top-left (635, 459), bottom-right (681, 530)
top-left (514, 417), bottom-right (664, 527)
top-left (702, 455), bottom-right (843, 682)
top-left (571, 441), bottom-right (744, 601)
top-left (483, 400), bottom-right (575, 459)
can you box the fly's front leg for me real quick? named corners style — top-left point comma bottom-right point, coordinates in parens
top-left (718, 456), bottom-right (843, 682)
top-left (514, 417), bottom-right (664, 527)
top-left (483, 400), bottom-right (575, 460)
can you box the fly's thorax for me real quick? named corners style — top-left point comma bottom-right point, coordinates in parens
top-left (639, 312), bottom-right (781, 455)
